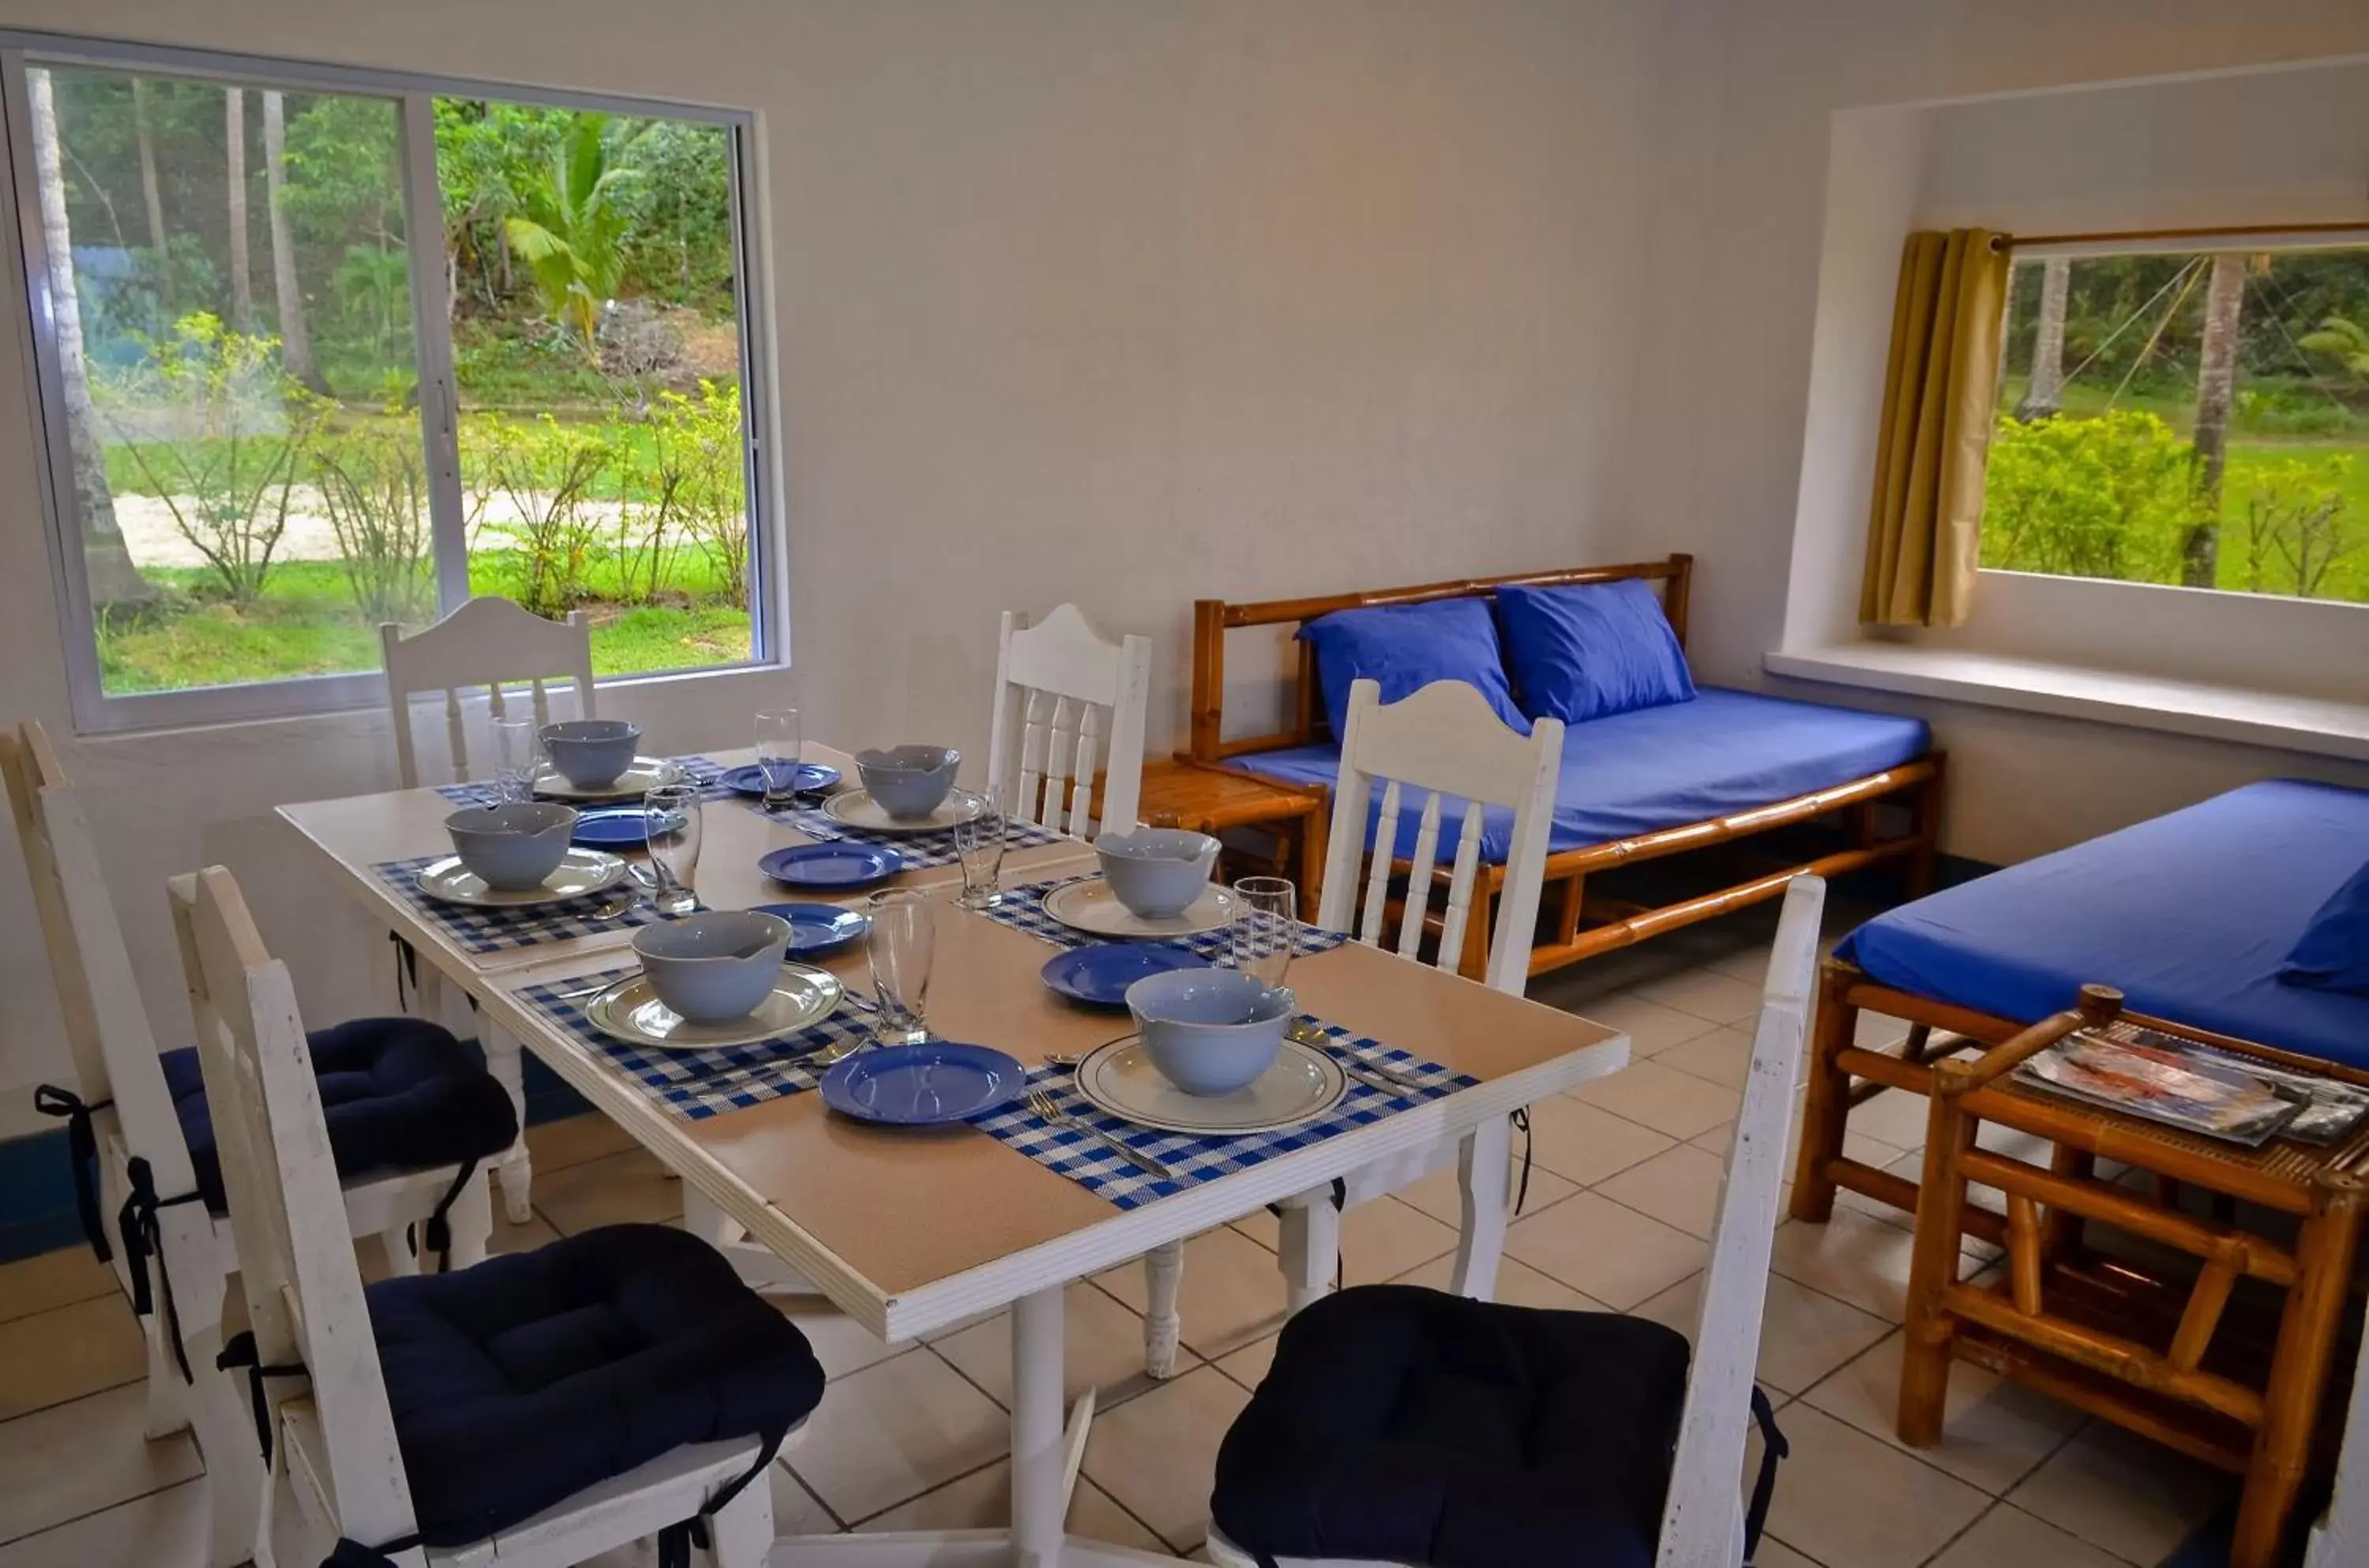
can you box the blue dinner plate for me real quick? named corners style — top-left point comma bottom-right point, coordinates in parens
top-left (1041, 943), bottom-right (1213, 1009)
top-left (758, 842), bottom-right (903, 888)
top-left (821, 1042), bottom-right (1027, 1125)
top-left (746, 901), bottom-right (869, 955)
top-left (719, 761), bottom-right (841, 798)
top-left (571, 805), bottom-right (682, 848)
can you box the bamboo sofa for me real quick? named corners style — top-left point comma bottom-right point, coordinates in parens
top-left (1188, 554), bottom-right (1947, 980)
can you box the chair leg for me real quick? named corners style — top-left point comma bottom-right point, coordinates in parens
top-left (1142, 1240), bottom-right (1183, 1379)
top-left (703, 1456), bottom-right (777, 1568)
top-left (1278, 1200), bottom-right (1339, 1316)
top-left (480, 1023), bottom-right (535, 1225)
top-left (445, 1167), bottom-right (494, 1270)
top-left (1450, 1116), bottom-right (1511, 1301)
top-left (379, 1220), bottom-right (420, 1278)
top-left (184, 1319), bottom-right (266, 1568)
top-left (141, 1312), bottom-right (193, 1439)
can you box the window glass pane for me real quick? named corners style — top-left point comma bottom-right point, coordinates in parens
top-left (27, 64), bottom-right (433, 696)
top-left (1982, 247), bottom-right (2369, 604)
top-left (438, 102), bottom-right (754, 675)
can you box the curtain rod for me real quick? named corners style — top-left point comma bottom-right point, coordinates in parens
top-left (1992, 220), bottom-right (2369, 251)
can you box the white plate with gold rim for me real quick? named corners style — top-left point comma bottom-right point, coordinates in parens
top-left (1042, 879), bottom-right (1239, 940)
top-left (415, 849), bottom-right (628, 908)
top-left (1070, 1033), bottom-right (1346, 1135)
top-left (584, 963), bottom-right (846, 1051)
top-left (531, 756), bottom-right (685, 801)
top-left (820, 790), bottom-right (987, 836)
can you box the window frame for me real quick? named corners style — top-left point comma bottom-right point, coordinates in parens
top-left (0, 29), bottom-right (779, 733)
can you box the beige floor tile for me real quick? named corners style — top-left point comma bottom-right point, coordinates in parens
top-left (1389, 1251), bottom-right (1612, 1313)
top-left (1929, 1502), bottom-right (2131, 1568)
top-left (1338, 1199), bottom-right (1459, 1287)
top-left (1595, 1142), bottom-right (1731, 1240)
top-left (766, 1458), bottom-right (843, 1534)
top-left (1693, 1086), bottom-right (1903, 1172)
top-left (522, 1112), bottom-right (640, 1173)
top-left (855, 1459), bottom-right (1166, 1549)
top-left (1629, 1268), bottom-right (1890, 1397)
top-left (787, 1349), bottom-right (1009, 1523)
top-left (1226, 1210), bottom-right (1279, 1250)
top-left (1213, 1334), bottom-right (1278, 1393)
top-left (1524, 1094), bottom-right (1676, 1186)
top-left (2006, 1422), bottom-right (2233, 1566)
top-left (1802, 1330), bottom-right (2082, 1495)
top-left (1634, 966), bottom-right (1766, 1025)
top-left (0, 1294), bottom-right (145, 1421)
top-left (1502, 1193), bottom-right (1706, 1310)
top-left (1769, 1210), bottom-right (1926, 1322)
top-left (0, 1248), bottom-right (116, 1326)
top-left (1570, 1059), bottom-right (1744, 1141)
top-left (1749, 1537), bottom-right (1822, 1568)
top-left (1848, 1087), bottom-right (1942, 1150)
top-left (1391, 1161), bottom-right (1581, 1231)
top-left (531, 1145), bottom-right (683, 1235)
top-left (491, 1209), bottom-right (561, 1256)
top-left (931, 1280), bottom-right (1181, 1410)
top-left (0, 1381), bottom-right (201, 1544)
top-left (1080, 1364), bottom-right (1251, 1551)
top-left (1094, 1225), bottom-right (1285, 1361)
top-left (1759, 1405), bottom-right (1988, 1568)
top-left (1560, 992), bottom-right (1722, 1056)
top-left (1655, 1023), bottom-right (1759, 1090)
top-left (1706, 940), bottom-right (1778, 984)
top-left (0, 1477), bottom-right (206, 1568)
top-left (1853, 1010), bottom-right (1910, 1049)
top-left (775, 1299), bottom-right (911, 1381)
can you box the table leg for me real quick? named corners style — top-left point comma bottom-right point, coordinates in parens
top-left (1012, 1285), bottom-right (1069, 1568)
top-left (1451, 1115), bottom-right (1511, 1300)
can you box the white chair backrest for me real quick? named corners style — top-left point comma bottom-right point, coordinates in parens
top-left (1653, 872), bottom-right (1824, 1568)
top-left (3, 721), bottom-right (196, 1197)
top-left (1314, 678), bottom-right (1564, 996)
top-left (381, 596), bottom-right (596, 788)
top-left (986, 603), bottom-right (1152, 837)
top-left (171, 865), bottom-right (419, 1566)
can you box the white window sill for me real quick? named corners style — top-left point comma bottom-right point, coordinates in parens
top-left (1763, 643), bottom-right (2369, 763)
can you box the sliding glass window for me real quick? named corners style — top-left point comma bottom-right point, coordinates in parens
top-left (2, 38), bottom-right (770, 730)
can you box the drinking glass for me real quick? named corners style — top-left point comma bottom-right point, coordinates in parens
top-left (755, 707), bottom-right (803, 809)
top-left (865, 889), bottom-right (935, 1045)
top-left (1231, 876), bottom-right (1299, 990)
top-left (644, 782), bottom-right (704, 915)
top-left (491, 716), bottom-right (541, 803)
top-left (950, 787), bottom-right (1007, 910)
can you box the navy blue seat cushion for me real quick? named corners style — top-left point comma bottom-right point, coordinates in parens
top-left (369, 1222), bottom-right (824, 1547)
top-left (161, 1017), bottom-right (518, 1214)
top-left (1212, 1285), bottom-right (1691, 1568)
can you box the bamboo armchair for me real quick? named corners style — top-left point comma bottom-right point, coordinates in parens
top-left (1900, 985), bottom-right (2369, 1568)
top-left (1189, 554), bottom-right (1945, 981)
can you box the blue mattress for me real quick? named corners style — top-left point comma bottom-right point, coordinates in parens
top-left (1226, 686), bottom-right (1932, 861)
top-left (1838, 779), bottom-right (2369, 1070)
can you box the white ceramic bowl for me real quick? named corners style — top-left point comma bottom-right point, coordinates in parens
top-left (445, 802), bottom-right (577, 891)
top-left (1126, 967), bottom-right (1293, 1096)
top-left (539, 718), bottom-right (642, 790)
top-left (633, 910), bottom-right (794, 1023)
top-left (855, 745), bottom-right (961, 820)
top-left (1094, 827), bottom-right (1220, 919)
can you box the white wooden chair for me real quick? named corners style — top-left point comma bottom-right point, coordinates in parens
top-left (1206, 873), bottom-right (1825, 1568)
top-left (1139, 677), bottom-right (1563, 1375)
top-left (381, 595), bottom-right (595, 1223)
top-left (986, 602), bottom-right (1152, 837)
top-left (171, 865), bottom-right (800, 1568)
top-left (8, 722), bottom-right (494, 1568)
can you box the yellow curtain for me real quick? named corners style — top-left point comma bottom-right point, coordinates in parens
top-left (1859, 227), bottom-right (2010, 628)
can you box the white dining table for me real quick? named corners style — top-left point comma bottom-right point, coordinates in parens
top-left (279, 743), bottom-right (1631, 1566)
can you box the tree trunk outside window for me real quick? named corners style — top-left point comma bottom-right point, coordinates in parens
top-left (2016, 256), bottom-right (2071, 420)
top-left (261, 90), bottom-right (323, 392)
top-left (2186, 253), bottom-right (2247, 588)
top-left (225, 88), bottom-right (253, 330)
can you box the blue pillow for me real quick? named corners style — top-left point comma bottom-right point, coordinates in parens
top-left (1495, 579), bottom-right (1695, 725)
top-left (1297, 598), bottom-right (1529, 741)
top-left (2281, 861), bottom-right (2369, 996)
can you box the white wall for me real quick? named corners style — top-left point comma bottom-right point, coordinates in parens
top-left (1625, 0), bottom-right (2369, 867)
top-left (0, 0), bottom-right (1661, 1126)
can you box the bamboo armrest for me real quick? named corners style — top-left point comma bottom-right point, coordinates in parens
top-left (1938, 984), bottom-right (2123, 1097)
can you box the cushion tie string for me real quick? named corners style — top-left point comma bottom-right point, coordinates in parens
top-left (216, 1330), bottom-right (311, 1465)
top-left (655, 1423), bottom-right (790, 1568)
top-left (33, 1084), bottom-right (115, 1262)
top-left (389, 932), bottom-right (419, 1013)
top-left (118, 1154), bottom-right (203, 1383)
top-left (321, 1535), bottom-right (422, 1568)
top-left (1743, 1384), bottom-right (1789, 1563)
top-left (404, 1157), bottom-right (481, 1274)
top-left (1511, 1107), bottom-right (1535, 1215)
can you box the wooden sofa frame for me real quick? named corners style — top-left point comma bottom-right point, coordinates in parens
top-left (1190, 553), bottom-right (1947, 980)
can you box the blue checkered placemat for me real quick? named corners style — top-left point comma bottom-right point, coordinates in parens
top-left (768, 806), bottom-right (1067, 870)
top-left (978, 875), bottom-right (1350, 964)
top-left (433, 755), bottom-right (730, 809)
top-left (969, 1018), bottom-right (1475, 1210)
top-left (516, 965), bottom-right (867, 1120)
top-left (372, 855), bottom-right (683, 955)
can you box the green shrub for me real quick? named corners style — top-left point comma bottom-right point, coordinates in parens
top-left (1980, 411), bottom-right (2194, 584)
top-left (2238, 454), bottom-right (2360, 598)
top-left (312, 415), bottom-right (435, 626)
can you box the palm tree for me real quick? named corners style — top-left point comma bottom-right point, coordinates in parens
top-left (503, 113), bottom-right (645, 356)
top-left (2300, 315), bottom-right (2369, 377)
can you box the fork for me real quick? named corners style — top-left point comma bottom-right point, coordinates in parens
top-left (1027, 1090), bottom-right (1176, 1181)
